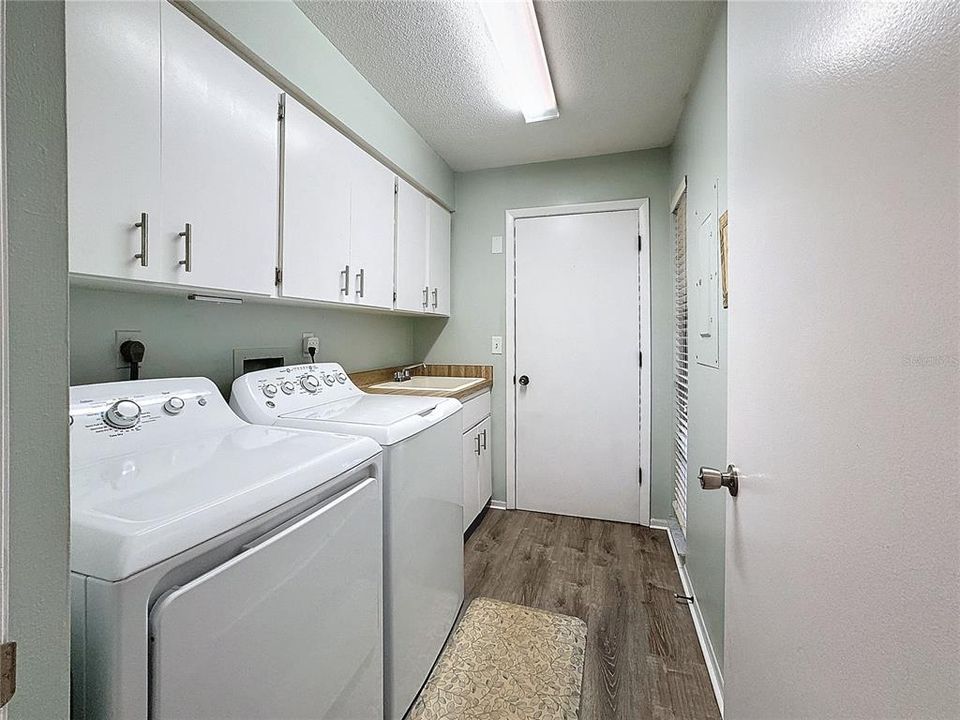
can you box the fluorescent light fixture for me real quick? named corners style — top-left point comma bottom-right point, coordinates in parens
top-left (187, 293), bottom-right (243, 305)
top-left (480, 0), bottom-right (558, 123)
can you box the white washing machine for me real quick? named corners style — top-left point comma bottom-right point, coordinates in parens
top-left (69, 377), bottom-right (384, 720)
top-left (230, 363), bottom-right (464, 720)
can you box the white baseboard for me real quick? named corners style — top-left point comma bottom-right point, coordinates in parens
top-left (487, 499), bottom-right (507, 511)
top-left (652, 522), bottom-right (725, 717)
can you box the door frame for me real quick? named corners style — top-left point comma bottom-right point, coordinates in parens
top-left (504, 199), bottom-right (652, 524)
top-left (0, 4), bottom-right (9, 714)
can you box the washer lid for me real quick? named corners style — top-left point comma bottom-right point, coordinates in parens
top-left (280, 394), bottom-right (462, 446)
top-left (70, 425), bottom-right (380, 582)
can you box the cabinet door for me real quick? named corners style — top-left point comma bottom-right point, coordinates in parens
top-left (462, 428), bottom-right (481, 531)
top-left (477, 417), bottom-right (493, 509)
top-left (394, 179), bottom-right (429, 312)
top-left (281, 95), bottom-right (352, 302)
top-left (66, 1), bottom-right (171, 282)
top-left (427, 200), bottom-right (451, 316)
top-left (161, 2), bottom-right (279, 296)
top-left (349, 150), bottom-right (396, 309)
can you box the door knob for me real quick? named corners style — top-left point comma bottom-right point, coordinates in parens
top-left (699, 464), bottom-right (739, 496)
top-left (518, 375), bottom-right (529, 386)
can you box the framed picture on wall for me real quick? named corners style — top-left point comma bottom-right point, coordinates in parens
top-left (719, 210), bottom-right (729, 309)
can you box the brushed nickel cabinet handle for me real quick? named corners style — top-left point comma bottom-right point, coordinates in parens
top-left (178, 223), bottom-right (192, 272)
top-left (133, 212), bottom-right (149, 267)
top-left (340, 265), bottom-right (350, 295)
top-left (481, 429), bottom-right (487, 450)
top-left (356, 268), bottom-right (365, 298)
top-left (475, 434), bottom-right (481, 456)
top-left (432, 287), bottom-right (438, 309)
top-left (422, 285), bottom-right (429, 308)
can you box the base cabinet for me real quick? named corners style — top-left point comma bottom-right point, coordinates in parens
top-left (462, 414), bottom-right (492, 532)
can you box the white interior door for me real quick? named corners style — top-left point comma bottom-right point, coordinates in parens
top-left (724, 3), bottom-right (960, 719)
top-left (160, 2), bottom-right (278, 296)
top-left (514, 210), bottom-right (647, 524)
top-left (281, 94), bottom-right (352, 303)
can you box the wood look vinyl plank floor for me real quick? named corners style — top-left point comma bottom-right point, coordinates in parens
top-left (461, 509), bottom-right (720, 720)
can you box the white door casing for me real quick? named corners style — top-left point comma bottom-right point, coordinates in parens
top-left (509, 202), bottom-right (651, 524)
top-left (0, 7), bottom-right (8, 714)
top-left (724, 3), bottom-right (960, 719)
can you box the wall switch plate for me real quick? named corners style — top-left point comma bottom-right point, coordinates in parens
top-left (302, 332), bottom-right (320, 360)
top-left (491, 336), bottom-right (503, 355)
top-left (115, 330), bottom-right (143, 369)
top-left (491, 235), bottom-right (503, 254)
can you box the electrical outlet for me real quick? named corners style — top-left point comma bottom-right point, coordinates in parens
top-left (491, 336), bottom-right (503, 355)
top-left (115, 330), bottom-right (143, 369)
top-left (302, 332), bottom-right (320, 360)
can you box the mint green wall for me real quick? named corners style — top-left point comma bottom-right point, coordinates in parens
top-left (70, 288), bottom-right (417, 396)
top-left (6, 2), bottom-right (72, 716)
top-left (188, 0), bottom-right (454, 207)
top-left (669, 7), bottom-right (728, 672)
top-left (414, 149), bottom-right (675, 517)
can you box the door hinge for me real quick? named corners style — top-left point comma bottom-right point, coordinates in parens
top-left (638, 467), bottom-right (643, 486)
top-left (639, 350), bottom-right (643, 367)
top-left (0, 642), bottom-right (17, 708)
top-left (394, 177), bottom-right (399, 194)
top-left (638, 234), bottom-right (642, 251)
top-left (393, 290), bottom-right (397, 303)
top-left (274, 267), bottom-right (283, 286)
top-left (277, 94), bottom-right (286, 121)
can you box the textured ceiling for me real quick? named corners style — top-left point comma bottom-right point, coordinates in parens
top-left (295, 1), bottom-right (719, 172)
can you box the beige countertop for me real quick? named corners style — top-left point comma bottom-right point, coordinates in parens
top-left (349, 363), bottom-right (493, 402)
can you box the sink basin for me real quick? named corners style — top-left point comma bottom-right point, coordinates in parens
top-left (369, 376), bottom-right (484, 393)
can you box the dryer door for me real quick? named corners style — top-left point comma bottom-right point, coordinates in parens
top-left (149, 476), bottom-right (382, 720)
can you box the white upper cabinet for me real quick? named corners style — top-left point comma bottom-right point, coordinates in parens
top-left (348, 151), bottom-right (397, 309)
top-left (427, 199), bottom-right (451, 316)
top-left (66, 1), bottom-right (171, 283)
top-left (281, 95), bottom-right (352, 303)
top-left (160, 2), bottom-right (279, 296)
top-left (281, 95), bottom-right (396, 309)
top-left (395, 179), bottom-right (430, 313)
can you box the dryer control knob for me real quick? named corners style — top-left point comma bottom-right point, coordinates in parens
top-left (104, 399), bottom-right (141, 429)
top-left (163, 397), bottom-right (185, 415)
top-left (262, 383), bottom-right (278, 398)
top-left (281, 381), bottom-right (296, 395)
top-left (323, 373), bottom-right (336, 387)
top-left (336, 371), bottom-right (348, 384)
top-left (301, 375), bottom-right (320, 393)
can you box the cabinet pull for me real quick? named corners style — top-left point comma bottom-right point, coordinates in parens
top-left (356, 268), bottom-right (365, 298)
top-left (178, 223), bottom-right (192, 272)
top-left (340, 265), bottom-right (350, 295)
top-left (432, 287), bottom-right (438, 309)
top-left (481, 429), bottom-right (487, 450)
top-left (133, 212), bottom-right (149, 267)
top-left (475, 434), bottom-right (481, 456)
top-left (422, 285), bottom-right (429, 308)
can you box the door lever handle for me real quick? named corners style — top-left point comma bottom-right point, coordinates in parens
top-left (699, 464), bottom-right (739, 496)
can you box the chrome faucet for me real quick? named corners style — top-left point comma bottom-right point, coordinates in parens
top-left (393, 362), bottom-right (426, 382)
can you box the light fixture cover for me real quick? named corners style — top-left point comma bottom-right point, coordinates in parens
top-left (480, 0), bottom-right (559, 123)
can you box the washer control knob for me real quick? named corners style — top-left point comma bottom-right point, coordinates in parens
top-left (104, 399), bottom-right (141, 429)
top-left (163, 397), bottom-right (185, 415)
top-left (336, 371), bottom-right (348, 384)
top-left (262, 383), bottom-right (278, 398)
top-left (301, 375), bottom-right (320, 393)
top-left (323, 373), bottom-right (336, 387)
top-left (281, 381), bottom-right (296, 395)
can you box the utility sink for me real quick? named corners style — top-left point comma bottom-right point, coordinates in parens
top-left (369, 376), bottom-right (484, 393)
